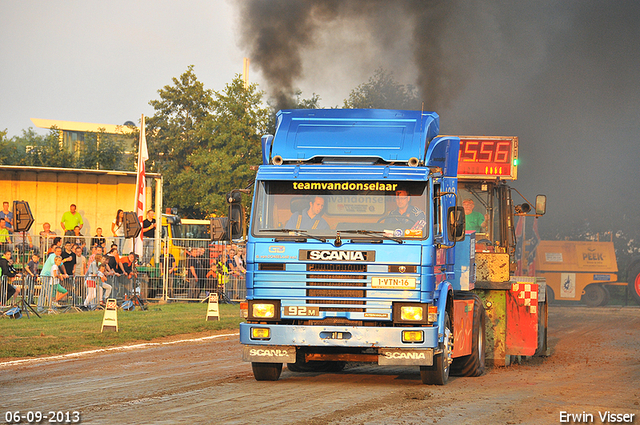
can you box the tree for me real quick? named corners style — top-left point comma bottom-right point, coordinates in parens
top-left (10, 128), bottom-right (73, 168)
top-left (0, 129), bottom-right (24, 165)
top-left (146, 68), bottom-right (270, 218)
top-left (75, 130), bottom-right (131, 171)
top-left (181, 76), bottom-right (270, 217)
top-left (344, 68), bottom-right (421, 110)
top-left (146, 65), bottom-right (215, 216)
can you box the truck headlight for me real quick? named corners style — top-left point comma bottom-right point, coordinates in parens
top-left (392, 303), bottom-right (427, 324)
top-left (248, 300), bottom-right (281, 321)
top-left (253, 303), bottom-right (275, 318)
top-left (401, 306), bottom-right (424, 321)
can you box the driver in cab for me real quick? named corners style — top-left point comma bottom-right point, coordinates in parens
top-left (286, 196), bottom-right (330, 230)
top-left (387, 189), bottom-right (426, 229)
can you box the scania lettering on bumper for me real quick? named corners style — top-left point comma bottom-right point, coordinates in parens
top-left (378, 348), bottom-right (434, 366)
top-left (242, 345), bottom-right (296, 363)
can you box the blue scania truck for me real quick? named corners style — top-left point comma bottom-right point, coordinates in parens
top-left (239, 109), bottom-right (545, 384)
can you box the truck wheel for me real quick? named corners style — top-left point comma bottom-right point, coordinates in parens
top-left (451, 296), bottom-right (486, 377)
top-left (581, 284), bottom-right (610, 307)
top-left (627, 263), bottom-right (640, 305)
top-left (420, 312), bottom-right (452, 385)
top-left (251, 362), bottom-right (283, 381)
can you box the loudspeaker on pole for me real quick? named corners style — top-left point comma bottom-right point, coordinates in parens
top-left (12, 201), bottom-right (34, 232)
top-left (123, 211), bottom-right (142, 239)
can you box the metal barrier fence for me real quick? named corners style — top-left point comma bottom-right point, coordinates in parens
top-left (1, 236), bottom-right (248, 314)
top-left (148, 238), bottom-right (247, 303)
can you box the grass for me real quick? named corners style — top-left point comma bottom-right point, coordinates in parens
top-left (0, 302), bottom-right (243, 360)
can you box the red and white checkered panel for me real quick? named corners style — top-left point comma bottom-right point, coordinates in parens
top-left (511, 282), bottom-right (538, 313)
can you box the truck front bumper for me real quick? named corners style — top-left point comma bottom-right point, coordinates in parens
top-left (239, 322), bottom-right (439, 349)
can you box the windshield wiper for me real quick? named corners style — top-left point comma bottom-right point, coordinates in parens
top-left (340, 229), bottom-right (403, 244)
top-left (259, 228), bottom-right (327, 243)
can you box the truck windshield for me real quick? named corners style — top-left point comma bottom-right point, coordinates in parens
top-left (459, 182), bottom-right (503, 244)
top-left (252, 180), bottom-right (429, 239)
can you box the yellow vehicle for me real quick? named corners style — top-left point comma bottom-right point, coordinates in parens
top-left (534, 240), bottom-right (624, 306)
top-left (160, 215), bottom-right (211, 265)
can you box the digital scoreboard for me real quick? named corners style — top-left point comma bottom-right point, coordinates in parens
top-left (456, 136), bottom-right (518, 180)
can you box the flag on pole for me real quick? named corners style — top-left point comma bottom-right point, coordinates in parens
top-left (134, 114), bottom-right (148, 258)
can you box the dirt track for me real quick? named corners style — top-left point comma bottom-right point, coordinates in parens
top-left (1, 306), bottom-right (639, 425)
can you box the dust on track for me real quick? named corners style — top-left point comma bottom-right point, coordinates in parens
top-left (1, 306), bottom-right (638, 425)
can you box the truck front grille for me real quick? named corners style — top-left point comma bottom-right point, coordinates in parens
top-left (306, 263), bottom-right (367, 312)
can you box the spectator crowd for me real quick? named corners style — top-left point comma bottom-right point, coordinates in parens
top-left (1, 201), bottom-right (246, 312)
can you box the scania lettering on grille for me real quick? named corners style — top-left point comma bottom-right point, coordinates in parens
top-left (250, 348), bottom-right (291, 357)
top-left (300, 250), bottom-right (375, 261)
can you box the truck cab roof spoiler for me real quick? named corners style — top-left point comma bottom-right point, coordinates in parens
top-left (263, 109), bottom-right (441, 166)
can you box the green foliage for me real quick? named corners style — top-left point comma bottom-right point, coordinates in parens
top-left (184, 77), bottom-right (269, 216)
top-left (74, 130), bottom-right (131, 171)
top-left (146, 65), bottom-right (216, 217)
top-left (147, 67), bottom-right (269, 218)
top-left (0, 128), bottom-right (25, 164)
top-left (344, 68), bottom-right (421, 110)
top-left (0, 127), bottom-right (133, 171)
top-left (12, 128), bottom-right (74, 168)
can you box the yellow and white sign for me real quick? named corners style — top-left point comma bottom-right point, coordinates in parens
top-left (206, 293), bottom-right (220, 321)
top-left (371, 276), bottom-right (416, 289)
top-left (101, 298), bottom-right (119, 332)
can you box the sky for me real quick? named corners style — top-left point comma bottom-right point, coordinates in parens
top-left (2, 1), bottom-right (640, 237)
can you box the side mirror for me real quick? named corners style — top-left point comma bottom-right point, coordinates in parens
top-left (535, 195), bottom-right (547, 215)
top-left (229, 204), bottom-right (245, 240)
top-left (447, 206), bottom-right (466, 242)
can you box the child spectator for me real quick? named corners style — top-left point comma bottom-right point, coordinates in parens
top-left (119, 252), bottom-right (137, 297)
top-left (91, 227), bottom-right (106, 250)
top-left (0, 250), bottom-right (20, 304)
top-left (0, 220), bottom-right (12, 252)
top-left (74, 245), bottom-right (86, 278)
top-left (105, 247), bottom-right (123, 276)
top-left (73, 226), bottom-right (86, 254)
top-left (98, 262), bottom-right (110, 305)
top-left (51, 255), bottom-right (68, 308)
top-left (83, 253), bottom-right (101, 309)
top-left (25, 254), bottom-right (40, 303)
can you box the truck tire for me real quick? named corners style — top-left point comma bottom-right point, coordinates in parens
top-left (581, 284), bottom-right (609, 307)
top-left (420, 312), bottom-right (452, 385)
top-left (535, 295), bottom-right (549, 357)
top-left (251, 362), bottom-right (283, 381)
top-left (627, 263), bottom-right (640, 305)
top-left (546, 286), bottom-right (555, 304)
top-left (451, 296), bottom-right (486, 377)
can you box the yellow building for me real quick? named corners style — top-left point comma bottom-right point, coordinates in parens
top-left (0, 165), bottom-right (162, 249)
